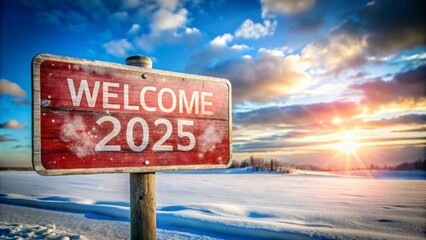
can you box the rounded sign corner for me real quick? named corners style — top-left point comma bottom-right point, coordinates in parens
top-left (224, 157), bottom-right (233, 169)
top-left (33, 163), bottom-right (49, 176)
top-left (32, 53), bottom-right (48, 65)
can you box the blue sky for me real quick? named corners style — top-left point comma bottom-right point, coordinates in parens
top-left (0, 0), bottom-right (425, 169)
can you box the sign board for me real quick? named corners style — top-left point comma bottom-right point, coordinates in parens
top-left (32, 54), bottom-right (232, 175)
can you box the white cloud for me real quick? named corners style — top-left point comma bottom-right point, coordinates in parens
top-left (185, 27), bottom-right (200, 34)
top-left (261, 0), bottom-right (315, 16)
top-left (366, 55), bottom-right (395, 62)
top-left (395, 52), bottom-right (426, 62)
top-left (235, 19), bottom-right (277, 39)
top-left (0, 79), bottom-right (26, 97)
top-left (103, 39), bottom-right (134, 57)
top-left (210, 33), bottom-right (234, 46)
top-left (258, 47), bottom-right (293, 57)
top-left (132, 2), bottom-right (198, 52)
top-left (128, 24), bottom-right (141, 34)
top-left (294, 83), bottom-right (347, 98)
top-left (151, 8), bottom-right (188, 32)
top-left (0, 119), bottom-right (26, 129)
top-left (231, 44), bottom-right (250, 50)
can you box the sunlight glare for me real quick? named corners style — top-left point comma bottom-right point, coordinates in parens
top-left (332, 117), bottom-right (342, 125)
top-left (338, 140), bottom-right (358, 154)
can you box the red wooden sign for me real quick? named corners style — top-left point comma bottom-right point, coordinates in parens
top-left (32, 54), bottom-right (232, 175)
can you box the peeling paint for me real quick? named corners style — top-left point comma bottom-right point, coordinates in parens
top-left (60, 115), bottom-right (96, 158)
top-left (197, 124), bottom-right (225, 154)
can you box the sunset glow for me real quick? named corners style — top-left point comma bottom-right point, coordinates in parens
top-left (0, 0), bottom-right (425, 171)
top-left (332, 117), bottom-right (342, 125)
top-left (337, 140), bottom-right (358, 154)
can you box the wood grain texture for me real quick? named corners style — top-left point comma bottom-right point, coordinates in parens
top-left (130, 173), bottom-right (156, 240)
top-left (32, 54), bottom-right (232, 175)
top-left (128, 56), bottom-right (156, 240)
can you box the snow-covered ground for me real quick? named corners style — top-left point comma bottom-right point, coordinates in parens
top-left (0, 169), bottom-right (425, 239)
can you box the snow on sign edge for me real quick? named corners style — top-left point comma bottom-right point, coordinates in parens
top-left (31, 53), bottom-right (232, 176)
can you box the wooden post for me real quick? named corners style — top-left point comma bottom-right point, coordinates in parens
top-left (126, 55), bottom-right (156, 240)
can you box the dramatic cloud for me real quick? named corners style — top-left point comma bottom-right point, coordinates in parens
top-left (235, 19), bottom-right (277, 39)
top-left (261, 0), bottom-right (316, 16)
top-left (0, 120), bottom-right (26, 129)
top-left (103, 39), bottom-right (134, 57)
top-left (393, 126), bottom-right (426, 133)
top-left (350, 64), bottom-right (426, 109)
top-left (284, 0), bottom-right (426, 75)
top-left (191, 51), bottom-right (314, 103)
top-left (363, 114), bottom-right (426, 129)
top-left (336, 0), bottom-right (426, 55)
top-left (302, 34), bottom-right (367, 73)
top-left (234, 101), bottom-right (361, 128)
top-left (0, 79), bottom-right (26, 97)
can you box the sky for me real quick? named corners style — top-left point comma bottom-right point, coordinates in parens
top-left (0, 0), bottom-right (425, 169)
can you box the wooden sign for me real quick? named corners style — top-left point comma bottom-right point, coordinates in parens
top-left (32, 54), bottom-right (232, 175)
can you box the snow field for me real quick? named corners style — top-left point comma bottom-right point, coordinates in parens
top-left (0, 170), bottom-right (425, 239)
top-left (0, 222), bottom-right (87, 240)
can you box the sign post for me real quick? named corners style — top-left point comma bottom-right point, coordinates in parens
top-left (32, 53), bottom-right (232, 239)
top-left (126, 56), bottom-right (156, 240)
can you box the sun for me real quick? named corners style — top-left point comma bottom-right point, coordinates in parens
top-left (332, 117), bottom-right (342, 125)
top-left (338, 139), bottom-right (358, 154)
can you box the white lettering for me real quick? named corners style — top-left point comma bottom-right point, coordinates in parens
top-left (140, 86), bottom-right (157, 112)
top-left (158, 88), bottom-right (176, 113)
top-left (67, 78), bottom-right (215, 116)
top-left (201, 92), bottom-right (213, 115)
top-left (153, 119), bottom-right (173, 151)
top-left (124, 84), bottom-right (139, 110)
top-left (95, 116), bottom-right (121, 151)
top-left (127, 117), bottom-right (149, 152)
top-left (179, 90), bottom-right (199, 114)
top-left (178, 120), bottom-right (195, 151)
top-left (103, 82), bottom-right (120, 109)
top-left (67, 78), bottom-right (100, 107)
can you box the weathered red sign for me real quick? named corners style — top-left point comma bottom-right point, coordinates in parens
top-left (32, 54), bottom-right (232, 175)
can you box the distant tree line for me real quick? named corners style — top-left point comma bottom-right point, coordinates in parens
top-left (230, 156), bottom-right (319, 173)
top-left (231, 156), bottom-right (426, 172)
top-left (365, 158), bottom-right (426, 171)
